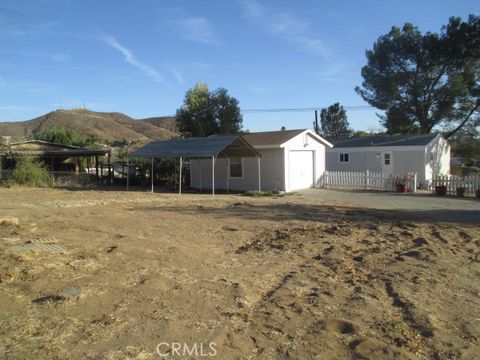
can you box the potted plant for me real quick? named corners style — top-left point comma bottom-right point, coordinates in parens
top-left (396, 181), bottom-right (408, 193)
top-left (456, 186), bottom-right (466, 198)
top-left (435, 186), bottom-right (447, 195)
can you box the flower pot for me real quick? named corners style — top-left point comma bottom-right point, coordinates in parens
top-left (435, 185), bottom-right (447, 196)
top-left (396, 184), bottom-right (408, 193)
top-left (456, 187), bottom-right (466, 198)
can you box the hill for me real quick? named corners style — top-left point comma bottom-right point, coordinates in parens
top-left (138, 116), bottom-right (177, 133)
top-left (0, 109), bottom-right (178, 143)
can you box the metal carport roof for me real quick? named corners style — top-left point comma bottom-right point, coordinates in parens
top-left (131, 135), bottom-right (260, 158)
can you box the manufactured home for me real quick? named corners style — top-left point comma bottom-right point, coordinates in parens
top-left (326, 134), bottom-right (450, 186)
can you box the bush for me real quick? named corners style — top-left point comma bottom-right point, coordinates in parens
top-left (244, 190), bottom-right (272, 197)
top-left (10, 158), bottom-right (51, 187)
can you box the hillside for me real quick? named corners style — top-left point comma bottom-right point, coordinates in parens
top-left (138, 116), bottom-right (177, 133)
top-left (0, 109), bottom-right (178, 143)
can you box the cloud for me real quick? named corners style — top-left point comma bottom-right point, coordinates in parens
top-left (241, 0), bottom-right (330, 59)
top-left (167, 66), bottom-right (184, 84)
top-left (99, 34), bottom-right (168, 84)
top-left (177, 17), bottom-right (221, 45)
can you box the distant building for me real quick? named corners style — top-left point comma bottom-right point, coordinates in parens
top-left (326, 134), bottom-right (450, 186)
top-left (0, 138), bottom-right (111, 179)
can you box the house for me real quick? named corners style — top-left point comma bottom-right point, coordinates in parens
top-left (326, 134), bottom-right (450, 186)
top-left (0, 137), bottom-right (111, 180)
top-left (189, 129), bottom-right (333, 192)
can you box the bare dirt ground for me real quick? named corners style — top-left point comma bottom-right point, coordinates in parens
top-left (0, 188), bottom-right (479, 359)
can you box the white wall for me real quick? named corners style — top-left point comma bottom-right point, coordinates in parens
top-left (425, 136), bottom-right (450, 181)
top-left (327, 147), bottom-right (427, 182)
top-left (283, 132), bottom-right (327, 192)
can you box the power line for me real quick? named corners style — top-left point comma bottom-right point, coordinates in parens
top-left (241, 105), bottom-right (374, 113)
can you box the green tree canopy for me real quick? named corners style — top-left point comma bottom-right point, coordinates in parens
top-left (176, 82), bottom-right (243, 137)
top-left (355, 15), bottom-right (480, 137)
top-left (35, 127), bottom-right (80, 145)
top-left (315, 103), bottom-right (352, 138)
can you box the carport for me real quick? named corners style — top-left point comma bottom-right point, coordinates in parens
top-left (129, 135), bottom-right (261, 194)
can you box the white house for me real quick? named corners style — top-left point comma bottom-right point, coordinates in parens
top-left (190, 129), bottom-right (333, 192)
top-left (326, 134), bottom-right (450, 186)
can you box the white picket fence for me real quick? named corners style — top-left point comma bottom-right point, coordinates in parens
top-left (432, 175), bottom-right (480, 196)
top-left (318, 170), bottom-right (417, 192)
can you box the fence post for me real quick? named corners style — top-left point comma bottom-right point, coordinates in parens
top-left (365, 170), bottom-right (369, 190)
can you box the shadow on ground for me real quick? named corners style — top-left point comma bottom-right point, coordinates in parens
top-left (135, 202), bottom-right (480, 226)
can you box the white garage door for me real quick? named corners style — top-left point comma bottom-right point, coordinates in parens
top-left (289, 150), bottom-right (314, 191)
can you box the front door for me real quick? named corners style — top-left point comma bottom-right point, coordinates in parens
top-left (382, 152), bottom-right (393, 175)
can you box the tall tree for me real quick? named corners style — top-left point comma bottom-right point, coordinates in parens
top-left (317, 103), bottom-right (352, 138)
top-left (176, 83), bottom-right (243, 137)
top-left (355, 15), bottom-right (480, 137)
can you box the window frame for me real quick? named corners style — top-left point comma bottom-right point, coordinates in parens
top-left (339, 153), bottom-right (350, 163)
top-left (228, 157), bottom-right (244, 179)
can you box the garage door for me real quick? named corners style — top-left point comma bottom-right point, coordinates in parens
top-left (289, 150), bottom-right (314, 191)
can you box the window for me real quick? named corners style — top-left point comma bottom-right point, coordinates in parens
top-left (383, 153), bottom-right (391, 165)
top-left (229, 157), bottom-right (243, 178)
top-left (339, 153), bottom-right (349, 163)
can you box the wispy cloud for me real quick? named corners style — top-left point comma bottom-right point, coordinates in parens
top-left (99, 34), bottom-right (168, 85)
top-left (241, 0), bottom-right (330, 59)
top-left (167, 66), bottom-right (184, 84)
top-left (176, 16), bottom-right (221, 45)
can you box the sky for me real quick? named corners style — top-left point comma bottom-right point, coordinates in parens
top-left (0, 0), bottom-right (478, 132)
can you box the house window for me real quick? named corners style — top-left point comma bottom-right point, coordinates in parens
top-left (229, 157), bottom-right (243, 178)
top-left (384, 153), bottom-right (391, 165)
top-left (339, 153), bottom-right (349, 163)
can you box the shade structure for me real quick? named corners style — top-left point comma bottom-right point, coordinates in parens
top-left (129, 135), bottom-right (262, 195)
top-left (131, 135), bottom-right (260, 159)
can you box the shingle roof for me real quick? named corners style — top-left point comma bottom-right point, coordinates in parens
top-left (243, 129), bottom-right (305, 146)
top-left (131, 135), bottom-right (260, 158)
top-left (329, 134), bottom-right (439, 148)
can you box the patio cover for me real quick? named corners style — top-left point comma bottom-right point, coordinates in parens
top-left (131, 135), bottom-right (260, 159)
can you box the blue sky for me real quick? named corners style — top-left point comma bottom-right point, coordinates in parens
top-left (0, 0), bottom-right (478, 132)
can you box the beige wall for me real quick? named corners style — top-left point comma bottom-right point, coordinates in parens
top-left (190, 148), bottom-right (285, 192)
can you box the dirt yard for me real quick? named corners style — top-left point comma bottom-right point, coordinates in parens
top-left (0, 188), bottom-right (479, 359)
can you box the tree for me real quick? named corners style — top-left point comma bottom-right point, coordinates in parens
top-left (35, 127), bottom-right (80, 145)
top-left (355, 15), bottom-right (480, 137)
top-left (316, 103), bottom-right (352, 138)
top-left (176, 82), bottom-right (243, 137)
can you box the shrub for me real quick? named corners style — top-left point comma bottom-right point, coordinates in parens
top-left (10, 158), bottom-right (51, 187)
top-left (244, 190), bottom-right (272, 197)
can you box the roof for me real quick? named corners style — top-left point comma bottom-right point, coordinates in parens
top-left (131, 135), bottom-right (260, 158)
top-left (329, 134), bottom-right (439, 148)
top-left (243, 129), bottom-right (305, 146)
top-left (2, 139), bottom-right (110, 156)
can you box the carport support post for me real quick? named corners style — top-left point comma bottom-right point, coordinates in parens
top-left (257, 157), bottom-right (261, 191)
top-left (179, 157), bottom-right (182, 195)
top-left (151, 157), bottom-right (154, 193)
top-left (212, 156), bottom-right (215, 195)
